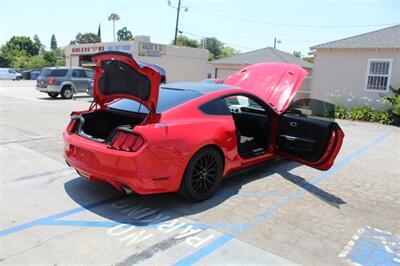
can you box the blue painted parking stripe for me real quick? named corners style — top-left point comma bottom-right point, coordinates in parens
top-left (0, 196), bottom-right (123, 237)
top-left (0, 190), bottom-right (279, 236)
top-left (173, 132), bottom-right (391, 266)
top-left (175, 235), bottom-right (235, 266)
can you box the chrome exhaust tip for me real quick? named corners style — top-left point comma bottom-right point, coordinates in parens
top-left (120, 185), bottom-right (133, 195)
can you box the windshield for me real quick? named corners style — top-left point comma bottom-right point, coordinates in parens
top-left (108, 88), bottom-right (202, 113)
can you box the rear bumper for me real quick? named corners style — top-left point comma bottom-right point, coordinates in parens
top-left (36, 85), bottom-right (61, 93)
top-left (63, 132), bottom-right (181, 195)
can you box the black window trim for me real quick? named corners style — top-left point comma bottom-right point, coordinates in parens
top-left (198, 92), bottom-right (273, 117)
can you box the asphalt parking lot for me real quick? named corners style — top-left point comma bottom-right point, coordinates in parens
top-left (1, 80), bottom-right (399, 265)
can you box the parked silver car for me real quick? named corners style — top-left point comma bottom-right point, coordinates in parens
top-left (36, 67), bottom-right (94, 99)
top-left (0, 68), bottom-right (22, 80)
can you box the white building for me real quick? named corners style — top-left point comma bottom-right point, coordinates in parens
top-left (65, 36), bottom-right (210, 83)
top-left (310, 25), bottom-right (400, 110)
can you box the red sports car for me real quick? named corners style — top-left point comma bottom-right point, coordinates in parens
top-left (63, 52), bottom-right (344, 201)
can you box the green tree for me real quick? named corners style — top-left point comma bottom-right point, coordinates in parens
top-left (54, 48), bottom-right (65, 66)
top-left (50, 34), bottom-right (57, 50)
top-left (70, 33), bottom-right (101, 44)
top-left (220, 46), bottom-right (239, 58)
top-left (43, 51), bottom-right (57, 65)
top-left (10, 50), bottom-right (29, 68)
top-left (33, 34), bottom-right (45, 54)
top-left (201, 37), bottom-right (224, 60)
top-left (292, 50), bottom-right (302, 58)
top-left (174, 35), bottom-right (200, 48)
top-left (26, 55), bottom-right (48, 69)
top-left (303, 55), bottom-right (314, 64)
top-left (1, 36), bottom-right (39, 59)
top-left (117, 27), bottom-right (133, 41)
top-left (0, 53), bottom-right (10, 67)
top-left (97, 24), bottom-right (101, 41)
top-left (108, 13), bottom-right (120, 42)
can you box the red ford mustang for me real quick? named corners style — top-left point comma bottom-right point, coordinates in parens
top-left (63, 52), bottom-right (344, 201)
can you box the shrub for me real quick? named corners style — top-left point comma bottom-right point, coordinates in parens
top-left (381, 87), bottom-right (400, 126)
top-left (347, 107), bottom-right (372, 121)
top-left (370, 111), bottom-right (392, 125)
top-left (335, 105), bottom-right (348, 119)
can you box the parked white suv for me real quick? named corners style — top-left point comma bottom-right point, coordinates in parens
top-left (0, 68), bottom-right (22, 80)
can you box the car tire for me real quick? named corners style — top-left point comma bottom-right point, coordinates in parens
top-left (61, 86), bottom-right (73, 99)
top-left (16, 76), bottom-right (21, 81)
top-left (178, 147), bottom-right (223, 201)
top-left (47, 92), bottom-right (59, 98)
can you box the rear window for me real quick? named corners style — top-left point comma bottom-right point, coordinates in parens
top-left (39, 68), bottom-right (52, 77)
top-left (50, 69), bottom-right (68, 77)
top-left (108, 88), bottom-right (202, 113)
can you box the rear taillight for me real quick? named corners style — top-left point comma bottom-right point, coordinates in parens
top-left (108, 131), bottom-right (144, 152)
top-left (47, 78), bottom-right (56, 84)
top-left (66, 119), bottom-right (77, 134)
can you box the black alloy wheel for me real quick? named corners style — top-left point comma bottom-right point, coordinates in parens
top-left (179, 147), bottom-right (223, 201)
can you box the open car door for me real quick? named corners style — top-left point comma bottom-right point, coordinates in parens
top-left (275, 98), bottom-right (345, 170)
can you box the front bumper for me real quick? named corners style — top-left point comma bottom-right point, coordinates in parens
top-left (36, 85), bottom-right (61, 93)
top-left (63, 132), bottom-right (180, 194)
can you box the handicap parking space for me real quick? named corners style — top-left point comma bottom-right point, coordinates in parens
top-left (1, 81), bottom-right (399, 265)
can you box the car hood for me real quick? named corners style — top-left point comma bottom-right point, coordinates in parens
top-left (224, 63), bottom-right (308, 115)
top-left (91, 52), bottom-right (161, 113)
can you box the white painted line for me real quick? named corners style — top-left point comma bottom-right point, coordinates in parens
top-left (338, 227), bottom-right (365, 258)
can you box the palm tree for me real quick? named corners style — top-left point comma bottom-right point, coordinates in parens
top-left (108, 13), bottom-right (120, 42)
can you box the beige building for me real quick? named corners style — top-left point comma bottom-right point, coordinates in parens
top-left (65, 36), bottom-right (210, 83)
top-left (310, 25), bottom-right (400, 110)
top-left (210, 47), bottom-right (313, 99)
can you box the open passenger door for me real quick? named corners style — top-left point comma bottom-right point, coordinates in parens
top-left (275, 98), bottom-right (344, 170)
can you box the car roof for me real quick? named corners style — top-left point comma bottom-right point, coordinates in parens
top-left (161, 82), bottom-right (233, 95)
top-left (42, 67), bottom-right (87, 70)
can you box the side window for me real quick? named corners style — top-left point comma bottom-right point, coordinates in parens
top-left (9, 69), bottom-right (16, 74)
top-left (199, 98), bottom-right (230, 116)
top-left (224, 95), bottom-right (263, 109)
top-left (50, 69), bottom-right (68, 77)
top-left (286, 98), bottom-right (335, 121)
top-left (72, 69), bottom-right (86, 77)
top-left (85, 70), bottom-right (94, 78)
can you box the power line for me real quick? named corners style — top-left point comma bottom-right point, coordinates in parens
top-left (181, 30), bottom-right (257, 50)
top-left (181, 28), bottom-right (318, 43)
top-left (188, 5), bottom-right (399, 28)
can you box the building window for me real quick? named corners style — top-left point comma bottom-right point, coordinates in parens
top-left (365, 59), bottom-right (392, 91)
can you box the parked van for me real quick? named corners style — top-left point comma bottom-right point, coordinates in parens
top-left (0, 68), bottom-right (22, 80)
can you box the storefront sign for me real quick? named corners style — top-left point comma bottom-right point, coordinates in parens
top-left (71, 43), bottom-right (133, 54)
top-left (138, 42), bottom-right (166, 57)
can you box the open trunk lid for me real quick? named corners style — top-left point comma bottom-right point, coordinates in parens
top-left (91, 51), bottom-right (161, 115)
top-left (224, 62), bottom-right (308, 115)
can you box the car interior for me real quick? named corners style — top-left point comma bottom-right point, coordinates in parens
top-left (275, 98), bottom-right (338, 163)
top-left (224, 95), bottom-right (339, 162)
top-left (224, 95), bottom-right (271, 158)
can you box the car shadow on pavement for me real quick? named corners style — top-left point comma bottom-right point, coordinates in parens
top-left (38, 95), bottom-right (92, 101)
top-left (277, 171), bottom-right (346, 209)
top-left (64, 159), bottom-right (346, 226)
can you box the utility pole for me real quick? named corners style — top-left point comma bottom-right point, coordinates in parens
top-left (168, 0), bottom-right (188, 45)
top-left (173, 0), bottom-right (181, 45)
top-left (273, 37), bottom-right (281, 49)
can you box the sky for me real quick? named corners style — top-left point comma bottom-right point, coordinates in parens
top-left (1, 0), bottom-right (399, 56)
